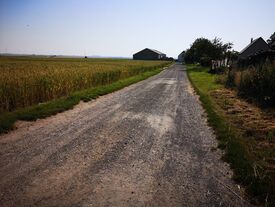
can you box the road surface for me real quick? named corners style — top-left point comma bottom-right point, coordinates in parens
top-left (0, 64), bottom-right (251, 206)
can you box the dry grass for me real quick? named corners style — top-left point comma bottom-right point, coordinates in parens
top-left (211, 88), bottom-right (275, 177)
top-left (226, 64), bottom-right (275, 107)
top-left (234, 71), bottom-right (242, 87)
top-left (0, 57), bottom-right (169, 113)
top-left (212, 88), bottom-right (275, 133)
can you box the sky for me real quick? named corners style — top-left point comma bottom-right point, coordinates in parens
top-left (0, 0), bottom-right (274, 58)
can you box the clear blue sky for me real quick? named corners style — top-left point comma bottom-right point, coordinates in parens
top-left (0, 0), bottom-right (274, 58)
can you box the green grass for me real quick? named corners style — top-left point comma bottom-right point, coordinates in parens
top-left (0, 66), bottom-right (167, 134)
top-left (187, 64), bottom-right (274, 206)
top-left (186, 64), bottom-right (222, 93)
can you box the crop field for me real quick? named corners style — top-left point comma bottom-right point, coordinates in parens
top-left (0, 56), bottom-right (169, 113)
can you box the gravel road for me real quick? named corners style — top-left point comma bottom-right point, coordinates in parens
top-left (0, 63), bottom-right (252, 207)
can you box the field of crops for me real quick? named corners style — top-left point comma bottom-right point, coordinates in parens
top-left (0, 56), bottom-right (169, 113)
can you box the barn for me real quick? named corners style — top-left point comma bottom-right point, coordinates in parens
top-left (239, 37), bottom-right (269, 60)
top-left (133, 48), bottom-right (166, 60)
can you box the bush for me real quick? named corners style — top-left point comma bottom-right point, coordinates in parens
top-left (226, 64), bottom-right (275, 107)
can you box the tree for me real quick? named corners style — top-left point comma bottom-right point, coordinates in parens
top-left (184, 38), bottom-right (215, 66)
top-left (212, 37), bottom-right (233, 59)
top-left (184, 37), bottom-right (233, 66)
top-left (267, 32), bottom-right (275, 49)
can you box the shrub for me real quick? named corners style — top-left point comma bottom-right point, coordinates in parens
top-left (226, 68), bottom-right (241, 87)
top-left (227, 64), bottom-right (275, 107)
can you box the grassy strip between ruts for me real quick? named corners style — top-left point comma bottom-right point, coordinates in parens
top-left (186, 64), bottom-right (274, 206)
top-left (0, 65), bottom-right (169, 134)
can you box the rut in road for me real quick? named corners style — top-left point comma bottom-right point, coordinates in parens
top-left (0, 64), bottom-right (252, 206)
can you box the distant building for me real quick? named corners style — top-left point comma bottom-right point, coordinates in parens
top-left (239, 37), bottom-right (269, 60)
top-left (178, 51), bottom-right (185, 62)
top-left (133, 48), bottom-right (166, 60)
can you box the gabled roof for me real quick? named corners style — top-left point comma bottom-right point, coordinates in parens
top-left (147, 48), bottom-right (165, 55)
top-left (133, 48), bottom-right (166, 56)
top-left (239, 37), bottom-right (269, 59)
top-left (240, 37), bottom-right (267, 54)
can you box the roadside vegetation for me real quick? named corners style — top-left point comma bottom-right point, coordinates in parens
top-left (226, 63), bottom-right (275, 107)
top-left (0, 57), bottom-right (171, 133)
top-left (187, 64), bottom-right (275, 206)
top-left (185, 34), bottom-right (275, 205)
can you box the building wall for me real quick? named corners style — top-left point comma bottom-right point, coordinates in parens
top-left (133, 49), bottom-right (165, 60)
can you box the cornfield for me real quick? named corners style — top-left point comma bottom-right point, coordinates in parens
top-left (0, 57), bottom-right (169, 113)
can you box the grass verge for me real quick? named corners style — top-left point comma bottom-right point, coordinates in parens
top-left (187, 64), bottom-right (274, 206)
top-left (0, 65), bottom-right (168, 134)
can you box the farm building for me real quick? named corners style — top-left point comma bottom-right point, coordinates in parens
top-left (178, 51), bottom-right (185, 62)
top-left (239, 37), bottom-right (269, 60)
top-left (133, 48), bottom-right (166, 60)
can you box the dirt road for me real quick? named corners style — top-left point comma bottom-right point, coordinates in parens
top-left (0, 64), bottom-right (251, 206)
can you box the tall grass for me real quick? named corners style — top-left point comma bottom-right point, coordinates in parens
top-left (0, 57), bottom-right (170, 113)
top-left (226, 64), bottom-right (275, 107)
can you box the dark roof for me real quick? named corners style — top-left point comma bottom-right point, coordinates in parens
top-left (147, 48), bottom-right (165, 55)
top-left (239, 37), bottom-right (269, 59)
top-left (134, 48), bottom-right (165, 56)
top-left (240, 38), bottom-right (259, 53)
